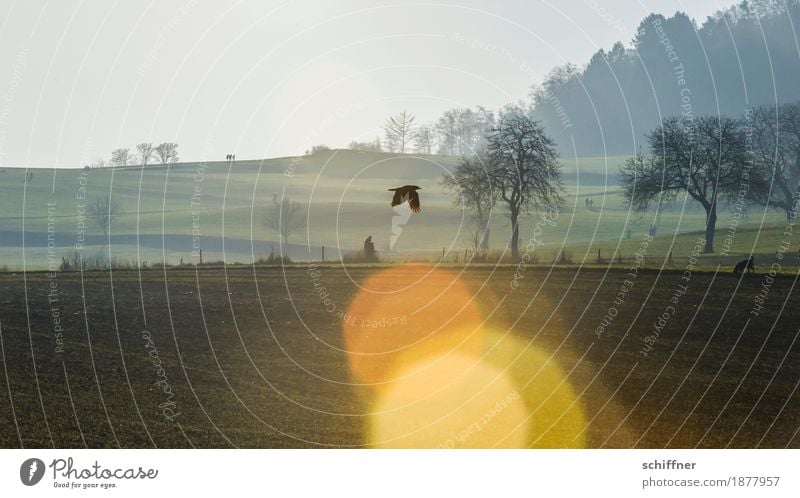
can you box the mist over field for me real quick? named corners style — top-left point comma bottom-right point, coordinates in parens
top-left (0, 148), bottom-right (793, 271)
top-left (1, 0), bottom-right (800, 456)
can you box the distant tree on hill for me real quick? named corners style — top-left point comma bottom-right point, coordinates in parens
top-left (435, 110), bottom-right (458, 155)
top-left (305, 144), bottom-right (331, 155)
top-left (87, 195), bottom-right (122, 237)
top-left (348, 138), bottom-right (382, 152)
top-left (155, 142), bottom-right (179, 164)
top-left (472, 106), bottom-right (496, 153)
top-left (265, 197), bottom-right (306, 247)
top-left (110, 148), bottom-right (130, 166)
top-left (487, 105), bottom-right (563, 261)
top-left (136, 143), bottom-right (155, 166)
top-left (414, 125), bottom-right (434, 154)
top-left (434, 107), bottom-right (495, 156)
top-left (442, 155), bottom-right (496, 253)
top-left (620, 115), bottom-right (760, 253)
top-left (383, 111), bottom-right (416, 153)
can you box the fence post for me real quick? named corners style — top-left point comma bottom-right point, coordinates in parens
top-left (199, 249), bottom-right (203, 265)
top-left (322, 245), bottom-right (325, 262)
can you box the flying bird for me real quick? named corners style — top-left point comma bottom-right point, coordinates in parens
top-left (388, 185), bottom-right (422, 213)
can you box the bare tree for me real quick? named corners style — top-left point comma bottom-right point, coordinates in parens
top-left (435, 107), bottom-right (495, 156)
top-left (110, 148), bottom-right (130, 166)
top-left (473, 106), bottom-right (496, 152)
top-left (435, 110), bottom-right (458, 155)
top-left (750, 103), bottom-right (800, 219)
top-left (620, 115), bottom-right (755, 253)
top-left (414, 125), bottom-right (435, 154)
top-left (87, 195), bottom-right (122, 236)
top-left (487, 105), bottom-right (563, 261)
top-left (136, 143), bottom-right (155, 166)
top-left (155, 142), bottom-right (179, 164)
top-left (442, 155), bottom-right (496, 253)
top-left (265, 197), bottom-right (306, 247)
top-left (383, 111), bottom-right (416, 153)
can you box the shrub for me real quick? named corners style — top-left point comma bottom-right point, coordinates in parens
top-left (305, 144), bottom-right (331, 155)
top-left (255, 251), bottom-right (293, 265)
top-left (553, 250), bottom-right (573, 265)
top-left (341, 250), bottom-right (378, 264)
top-left (59, 249), bottom-right (137, 270)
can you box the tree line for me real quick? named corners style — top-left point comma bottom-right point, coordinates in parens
top-left (530, 0), bottom-right (800, 156)
top-left (90, 142), bottom-right (180, 168)
top-left (342, 107), bottom-right (497, 156)
top-left (336, 2), bottom-right (800, 160)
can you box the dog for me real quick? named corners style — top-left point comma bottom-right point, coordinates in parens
top-left (733, 256), bottom-right (755, 275)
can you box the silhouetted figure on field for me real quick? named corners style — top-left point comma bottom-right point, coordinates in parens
top-left (364, 235), bottom-right (376, 262)
top-left (733, 256), bottom-right (755, 275)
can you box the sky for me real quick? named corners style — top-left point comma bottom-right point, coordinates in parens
top-left (0, 0), bottom-right (731, 168)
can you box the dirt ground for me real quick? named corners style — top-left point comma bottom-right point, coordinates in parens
top-left (0, 264), bottom-right (797, 448)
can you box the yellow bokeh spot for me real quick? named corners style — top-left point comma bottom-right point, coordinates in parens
top-left (369, 354), bottom-right (529, 448)
top-left (346, 265), bottom-right (586, 448)
top-left (481, 332), bottom-right (586, 448)
top-left (367, 332), bottom-right (586, 448)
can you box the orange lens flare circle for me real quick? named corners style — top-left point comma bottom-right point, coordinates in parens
top-left (343, 264), bottom-right (485, 387)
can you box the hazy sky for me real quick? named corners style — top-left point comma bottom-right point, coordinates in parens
top-left (0, 0), bottom-right (730, 167)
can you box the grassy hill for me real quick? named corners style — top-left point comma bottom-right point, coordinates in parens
top-left (0, 150), bottom-right (793, 270)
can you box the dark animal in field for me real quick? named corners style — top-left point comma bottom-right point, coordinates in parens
top-left (733, 256), bottom-right (755, 274)
top-left (388, 185), bottom-right (421, 213)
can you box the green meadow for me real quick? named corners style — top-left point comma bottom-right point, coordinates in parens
top-left (0, 149), bottom-right (792, 270)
